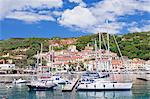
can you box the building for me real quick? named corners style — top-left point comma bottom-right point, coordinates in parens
top-left (111, 59), bottom-right (123, 71)
top-left (67, 45), bottom-right (78, 52)
top-left (0, 64), bottom-right (15, 70)
top-left (49, 38), bottom-right (77, 47)
top-left (144, 60), bottom-right (150, 71)
top-left (131, 58), bottom-right (145, 70)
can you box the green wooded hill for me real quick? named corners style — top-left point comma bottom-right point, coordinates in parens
top-left (76, 31), bottom-right (150, 60)
top-left (0, 31), bottom-right (149, 68)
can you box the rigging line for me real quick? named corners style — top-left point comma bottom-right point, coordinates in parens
top-left (107, 33), bottom-right (110, 72)
top-left (112, 35), bottom-right (124, 63)
top-left (102, 33), bottom-right (108, 50)
top-left (113, 34), bottom-right (130, 81)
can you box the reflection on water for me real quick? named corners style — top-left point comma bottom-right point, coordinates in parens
top-left (0, 74), bottom-right (149, 99)
top-left (77, 91), bottom-right (132, 99)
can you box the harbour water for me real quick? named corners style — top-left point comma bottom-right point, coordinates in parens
top-left (0, 74), bottom-right (150, 99)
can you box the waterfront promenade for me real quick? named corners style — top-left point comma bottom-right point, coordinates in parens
top-left (0, 74), bottom-right (36, 77)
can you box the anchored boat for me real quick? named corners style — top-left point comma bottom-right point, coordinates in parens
top-left (77, 80), bottom-right (132, 91)
top-left (27, 44), bottom-right (66, 91)
top-left (13, 78), bottom-right (28, 84)
top-left (27, 80), bottom-right (57, 91)
top-left (77, 25), bottom-right (133, 91)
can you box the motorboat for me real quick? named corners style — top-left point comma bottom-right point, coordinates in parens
top-left (51, 75), bottom-right (66, 84)
top-left (27, 80), bottom-right (57, 91)
top-left (13, 78), bottom-right (28, 84)
top-left (79, 78), bottom-right (95, 84)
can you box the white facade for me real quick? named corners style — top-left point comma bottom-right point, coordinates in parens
top-left (0, 64), bottom-right (15, 70)
top-left (144, 60), bottom-right (150, 70)
top-left (67, 45), bottom-right (78, 52)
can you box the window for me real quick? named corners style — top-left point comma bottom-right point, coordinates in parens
top-left (56, 78), bottom-right (59, 80)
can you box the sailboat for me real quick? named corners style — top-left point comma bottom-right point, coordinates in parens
top-left (81, 35), bottom-right (110, 80)
top-left (77, 20), bottom-right (133, 91)
top-left (27, 44), bottom-right (57, 91)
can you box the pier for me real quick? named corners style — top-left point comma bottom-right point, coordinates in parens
top-left (62, 77), bottom-right (79, 92)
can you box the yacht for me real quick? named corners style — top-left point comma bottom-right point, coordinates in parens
top-left (27, 80), bottom-right (57, 91)
top-left (27, 44), bottom-right (67, 90)
top-left (13, 78), bottom-right (28, 84)
top-left (27, 44), bottom-right (58, 91)
top-left (77, 30), bottom-right (133, 91)
top-left (27, 65), bottom-right (57, 91)
top-left (77, 80), bottom-right (132, 91)
top-left (51, 75), bottom-right (66, 84)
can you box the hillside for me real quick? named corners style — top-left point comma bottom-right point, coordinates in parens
top-left (76, 31), bottom-right (150, 60)
top-left (0, 31), bottom-right (150, 68)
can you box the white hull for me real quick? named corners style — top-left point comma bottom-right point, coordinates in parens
top-left (28, 80), bottom-right (57, 87)
top-left (13, 78), bottom-right (28, 84)
top-left (77, 81), bottom-right (132, 90)
top-left (27, 80), bottom-right (57, 91)
top-left (51, 75), bottom-right (66, 84)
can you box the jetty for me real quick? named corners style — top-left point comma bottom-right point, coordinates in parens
top-left (62, 77), bottom-right (79, 92)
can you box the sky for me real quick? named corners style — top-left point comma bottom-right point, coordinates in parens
top-left (0, 0), bottom-right (150, 40)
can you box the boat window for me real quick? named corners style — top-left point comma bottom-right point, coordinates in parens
top-left (56, 78), bottom-right (59, 80)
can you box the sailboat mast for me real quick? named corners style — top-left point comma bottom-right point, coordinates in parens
top-left (51, 46), bottom-right (54, 65)
top-left (49, 45), bottom-right (51, 63)
top-left (106, 20), bottom-right (110, 71)
top-left (36, 51), bottom-right (39, 68)
top-left (99, 32), bottom-right (102, 71)
top-left (95, 39), bottom-right (98, 72)
top-left (40, 43), bottom-right (43, 66)
top-left (51, 46), bottom-right (54, 73)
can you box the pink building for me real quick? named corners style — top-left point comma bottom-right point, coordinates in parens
top-left (111, 59), bottom-right (123, 70)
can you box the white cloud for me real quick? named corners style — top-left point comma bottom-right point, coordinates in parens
top-left (6, 11), bottom-right (55, 23)
top-left (0, 0), bottom-right (150, 33)
top-left (92, 22), bottom-right (126, 34)
top-left (0, 0), bottom-right (63, 21)
top-left (59, 6), bottom-right (97, 28)
top-left (129, 24), bottom-right (150, 33)
top-left (141, 25), bottom-right (150, 32)
top-left (59, 0), bottom-right (150, 34)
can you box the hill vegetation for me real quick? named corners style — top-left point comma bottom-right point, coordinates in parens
top-left (0, 31), bottom-right (149, 68)
top-left (76, 32), bottom-right (150, 60)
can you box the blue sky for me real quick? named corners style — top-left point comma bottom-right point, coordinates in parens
top-left (0, 0), bottom-right (150, 40)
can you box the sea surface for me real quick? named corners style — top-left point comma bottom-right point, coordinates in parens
top-left (0, 74), bottom-right (150, 99)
